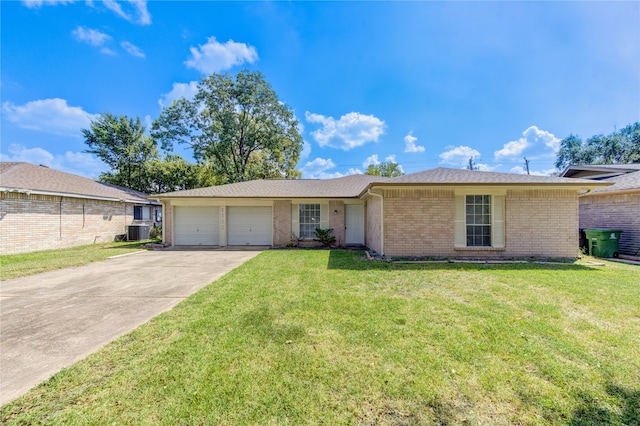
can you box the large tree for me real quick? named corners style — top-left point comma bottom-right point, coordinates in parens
top-left (151, 70), bottom-right (303, 183)
top-left (555, 122), bottom-right (640, 170)
top-left (83, 113), bottom-right (212, 194)
top-left (364, 161), bottom-right (404, 177)
top-left (83, 113), bottom-right (158, 192)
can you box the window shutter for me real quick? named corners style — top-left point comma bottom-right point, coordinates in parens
top-left (320, 204), bottom-right (329, 229)
top-left (454, 195), bottom-right (466, 247)
top-left (291, 204), bottom-right (299, 239)
top-left (492, 195), bottom-right (505, 248)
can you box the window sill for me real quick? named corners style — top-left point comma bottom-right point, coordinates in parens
top-left (454, 246), bottom-right (505, 252)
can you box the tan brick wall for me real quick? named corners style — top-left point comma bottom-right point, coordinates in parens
top-left (162, 201), bottom-right (173, 245)
top-left (505, 189), bottom-right (579, 258)
top-left (328, 200), bottom-right (345, 246)
top-left (0, 193), bottom-right (132, 255)
top-left (273, 200), bottom-right (292, 246)
top-left (365, 194), bottom-right (383, 254)
top-left (379, 188), bottom-right (579, 258)
top-left (578, 193), bottom-right (640, 256)
top-left (383, 189), bottom-right (456, 257)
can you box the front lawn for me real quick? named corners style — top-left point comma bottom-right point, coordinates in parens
top-left (2, 251), bottom-right (638, 424)
top-left (0, 241), bottom-right (153, 280)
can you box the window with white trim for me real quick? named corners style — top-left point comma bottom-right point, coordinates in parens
top-left (466, 195), bottom-right (491, 247)
top-left (299, 204), bottom-right (321, 239)
top-left (134, 206), bottom-right (151, 221)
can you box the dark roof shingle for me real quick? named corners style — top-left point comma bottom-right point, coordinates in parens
top-left (0, 162), bottom-right (155, 204)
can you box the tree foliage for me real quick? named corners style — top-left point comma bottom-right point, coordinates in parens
top-left (83, 113), bottom-right (158, 191)
top-left (364, 161), bottom-right (404, 177)
top-left (555, 122), bottom-right (640, 170)
top-left (83, 113), bottom-right (214, 194)
top-left (151, 70), bottom-right (303, 183)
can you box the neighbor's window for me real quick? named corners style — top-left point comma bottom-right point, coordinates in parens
top-left (466, 195), bottom-right (491, 247)
top-left (299, 204), bottom-right (321, 239)
top-left (134, 206), bottom-right (151, 221)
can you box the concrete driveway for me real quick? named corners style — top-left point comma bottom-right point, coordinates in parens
top-left (0, 248), bottom-right (262, 406)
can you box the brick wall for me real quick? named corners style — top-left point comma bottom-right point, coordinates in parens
top-left (505, 189), bottom-right (579, 258)
top-left (383, 189), bottom-right (456, 257)
top-left (379, 188), bottom-right (579, 258)
top-left (162, 201), bottom-right (173, 245)
top-left (0, 192), bottom-right (132, 255)
top-left (328, 200), bottom-right (345, 246)
top-left (578, 193), bottom-right (640, 256)
top-left (365, 193), bottom-right (383, 254)
top-left (273, 200), bottom-right (292, 246)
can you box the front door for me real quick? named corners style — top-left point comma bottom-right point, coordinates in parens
top-left (345, 204), bottom-right (364, 245)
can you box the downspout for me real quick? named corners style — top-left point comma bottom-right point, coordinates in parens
top-left (366, 189), bottom-right (384, 256)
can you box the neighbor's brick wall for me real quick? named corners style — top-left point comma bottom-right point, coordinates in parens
top-left (578, 193), bottom-right (640, 256)
top-left (273, 200), bottom-right (292, 246)
top-left (383, 189), bottom-right (456, 257)
top-left (365, 194), bottom-right (383, 254)
top-left (505, 189), bottom-right (579, 258)
top-left (0, 192), bottom-right (131, 255)
top-left (328, 200), bottom-right (345, 246)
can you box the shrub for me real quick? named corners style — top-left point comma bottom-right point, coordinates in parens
top-left (313, 228), bottom-right (336, 247)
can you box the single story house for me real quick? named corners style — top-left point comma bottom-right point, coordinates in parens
top-left (0, 162), bottom-right (161, 255)
top-left (561, 164), bottom-right (640, 257)
top-left (154, 167), bottom-right (608, 259)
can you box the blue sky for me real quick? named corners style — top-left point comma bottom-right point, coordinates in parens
top-left (2, 1), bottom-right (639, 179)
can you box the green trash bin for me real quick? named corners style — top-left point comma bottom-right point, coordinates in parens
top-left (584, 228), bottom-right (622, 258)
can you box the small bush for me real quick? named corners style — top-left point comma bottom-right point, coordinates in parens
top-left (313, 228), bottom-right (336, 247)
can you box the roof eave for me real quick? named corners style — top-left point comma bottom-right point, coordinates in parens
top-left (1, 187), bottom-right (158, 204)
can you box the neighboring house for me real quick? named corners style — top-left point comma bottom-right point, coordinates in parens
top-left (561, 164), bottom-right (640, 257)
top-left (154, 167), bottom-right (607, 259)
top-left (0, 162), bottom-right (161, 255)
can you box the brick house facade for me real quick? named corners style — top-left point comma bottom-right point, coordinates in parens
top-left (561, 164), bottom-right (640, 257)
top-left (0, 162), bottom-right (161, 255)
top-left (155, 168), bottom-right (606, 259)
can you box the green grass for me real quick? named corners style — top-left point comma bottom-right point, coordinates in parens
top-left (2, 250), bottom-right (639, 424)
top-left (0, 241), bottom-right (154, 280)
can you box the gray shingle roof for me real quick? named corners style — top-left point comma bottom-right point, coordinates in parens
top-left (561, 163), bottom-right (640, 178)
top-left (155, 167), bottom-right (607, 199)
top-left (383, 167), bottom-right (606, 186)
top-left (0, 162), bottom-right (156, 204)
top-left (157, 174), bottom-right (391, 198)
top-left (589, 170), bottom-right (640, 194)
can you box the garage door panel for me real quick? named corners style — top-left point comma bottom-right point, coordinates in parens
top-left (174, 207), bottom-right (219, 245)
top-left (228, 207), bottom-right (272, 245)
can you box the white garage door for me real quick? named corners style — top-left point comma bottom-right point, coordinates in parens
top-left (228, 206), bottom-right (272, 245)
top-left (174, 206), bottom-right (219, 245)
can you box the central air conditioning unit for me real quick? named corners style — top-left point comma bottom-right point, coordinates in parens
top-left (127, 225), bottom-right (150, 241)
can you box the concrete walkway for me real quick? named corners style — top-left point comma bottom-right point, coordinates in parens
top-left (0, 248), bottom-right (262, 405)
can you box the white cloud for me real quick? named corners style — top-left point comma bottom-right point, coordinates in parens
top-left (299, 157), bottom-right (361, 179)
top-left (158, 81), bottom-right (199, 107)
top-left (24, 0), bottom-right (150, 24)
top-left (0, 144), bottom-right (107, 178)
top-left (22, 0), bottom-right (75, 7)
top-left (72, 26), bottom-right (111, 47)
top-left (120, 41), bottom-right (145, 58)
top-left (438, 145), bottom-right (481, 166)
top-left (2, 98), bottom-right (97, 137)
top-left (385, 155), bottom-right (396, 163)
top-left (305, 111), bottom-right (385, 151)
top-left (103, 0), bottom-right (151, 25)
top-left (299, 140), bottom-right (312, 162)
top-left (363, 154), bottom-right (380, 168)
top-left (404, 132), bottom-right (425, 153)
top-left (185, 37), bottom-right (258, 74)
top-left (475, 163), bottom-right (497, 172)
top-left (509, 166), bottom-right (556, 176)
top-left (495, 126), bottom-right (561, 161)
